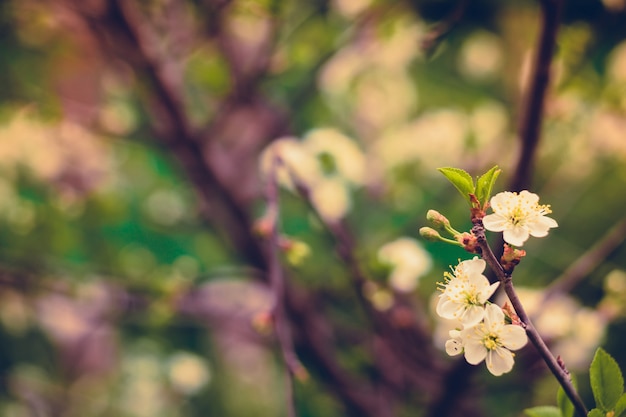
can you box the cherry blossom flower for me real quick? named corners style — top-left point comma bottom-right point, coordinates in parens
top-left (445, 329), bottom-right (464, 356)
top-left (461, 304), bottom-right (528, 376)
top-left (436, 257), bottom-right (500, 327)
top-left (482, 190), bottom-right (558, 247)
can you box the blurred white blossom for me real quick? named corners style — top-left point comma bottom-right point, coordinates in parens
top-left (458, 31), bottom-right (504, 81)
top-left (303, 128), bottom-right (366, 185)
top-left (259, 137), bottom-right (322, 189)
top-left (167, 351), bottom-right (211, 395)
top-left (607, 40), bottom-right (626, 83)
top-left (378, 237), bottom-right (432, 292)
top-left (331, 0), bottom-right (372, 18)
top-left (309, 177), bottom-right (351, 223)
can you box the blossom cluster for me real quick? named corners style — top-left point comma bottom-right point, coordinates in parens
top-left (436, 257), bottom-right (528, 376)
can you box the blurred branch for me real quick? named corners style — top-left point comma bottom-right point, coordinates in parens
top-left (60, 2), bottom-right (402, 415)
top-left (511, 0), bottom-right (563, 191)
top-left (202, 0), bottom-right (284, 100)
top-left (287, 172), bottom-right (447, 405)
top-left (285, 291), bottom-right (383, 417)
top-left (66, 0), bottom-right (268, 270)
top-left (424, 360), bottom-right (481, 417)
top-left (543, 216), bottom-right (626, 301)
top-left (265, 155), bottom-right (304, 417)
top-left (420, 0), bottom-right (468, 55)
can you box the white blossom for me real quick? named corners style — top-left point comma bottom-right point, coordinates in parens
top-left (461, 304), bottom-right (528, 376)
top-left (482, 190), bottom-right (558, 247)
top-left (436, 257), bottom-right (499, 327)
top-left (445, 329), bottom-right (464, 356)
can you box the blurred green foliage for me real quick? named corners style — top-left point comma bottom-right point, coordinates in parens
top-left (1, 0), bottom-right (626, 416)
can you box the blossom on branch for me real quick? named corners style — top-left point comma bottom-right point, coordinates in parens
top-left (445, 329), bottom-right (464, 356)
top-left (482, 190), bottom-right (558, 247)
top-left (436, 257), bottom-right (499, 327)
top-left (461, 304), bottom-right (528, 376)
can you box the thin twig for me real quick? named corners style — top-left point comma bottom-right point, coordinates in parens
top-left (286, 169), bottom-right (445, 401)
top-left (266, 155), bottom-right (303, 417)
top-left (420, 0), bottom-right (468, 55)
top-left (68, 3), bottom-right (394, 414)
top-left (511, 0), bottom-right (564, 192)
top-left (70, 0), bottom-right (268, 269)
top-left (472, 221), bottom-right (588, 417)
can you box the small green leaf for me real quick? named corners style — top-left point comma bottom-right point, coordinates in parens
top-left (438, 167), bottom-right (475, 204)
top-left (524, 406), bottom-right (561, 417)
top-left (587, 408), bottom-right (605, 417)
top-left (557, 376), bottom-right (577, 417)
top-left (615, 393), bottom-right (626, 417)
top-left (590, 348), bottom-right (624, 411)
top-left (475, 165), bottom-right (501, 206)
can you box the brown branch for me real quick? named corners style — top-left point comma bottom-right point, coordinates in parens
top-left (511, 0), bottom-right (564, 192)
top-left (56, 2), bottom-right (443, 415)
top-left (285, 292), bottom-right (382, 417)
top-left (472, 220), bottom-right (588, 417)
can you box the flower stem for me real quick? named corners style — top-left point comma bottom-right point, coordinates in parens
top-left (472, 221), bottom-right (588, 417)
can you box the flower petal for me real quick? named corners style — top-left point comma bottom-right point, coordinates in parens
top-left (459, 257), bottom-right (486, 277)
top-left (483, 304), bottom-right (505, 329)
top-left (528, 215), bottom-right (558, 237)
top-left (477, 282), bottom-right (500, 304)
top-left (445, 339), bottom-right (463, 356)
top-left (485, 347), bottom-right (514, 376)
top-left (436, 297), bottom-right (459, 319)
top-left (500, 325), bottom-right (528, 350)
top-left (461, 305), bottom-right (486, 328)
top-left (467, 270), bottom-right (489, 288)
top-left (518, 190), bottom-right (539, 206)
top-left (463, 339), bottom-right (487, 365)
top-left (489, 192), bottom-right (513, 212)
top-left (503, 226), bottom-right (530, 247)
top-left (482, 213), bottom-right (508, 232)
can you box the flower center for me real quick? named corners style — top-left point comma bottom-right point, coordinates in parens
top-left (463, 291), bottom-right (479, 305)
top-left (509, 206), bottom-right (527, 225)
top-left (483, 332), bottom-right (500, 351)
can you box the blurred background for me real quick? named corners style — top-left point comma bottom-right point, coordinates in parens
top-left (1, 0), bottom-right (626, 416)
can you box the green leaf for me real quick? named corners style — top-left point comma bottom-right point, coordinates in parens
top-left (557, 376), bottom-right (577, 417)
top-left (523, 406), bottom-right (561, 417)
top-left (590, 348), bottom-right (624, 411)
top-left (615, 393), bottom-right (626, 417)
top-left (587, 408), bottom-right (605, 417)
top-left (475, 165), bottom-right (501, 206)
top-left (438, 167), bottom-right (475, 204)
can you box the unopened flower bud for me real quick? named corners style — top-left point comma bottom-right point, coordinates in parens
top-left (501, 302), bottom-right (522, 326)
top-left (253, 215), bottom-right (274, 238)
top-left (501, 244), bottom-right (526, 273)
top-left (293, 362), bottom-right (310, 382)
top-left (252, 311), bottom-right (274, 335)
top-left (420, 227), bottom-right (442, 241)
top-left (426, 210), bottom-right (451, 230)
top-left (280, 238), bottom-right (311, 266)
